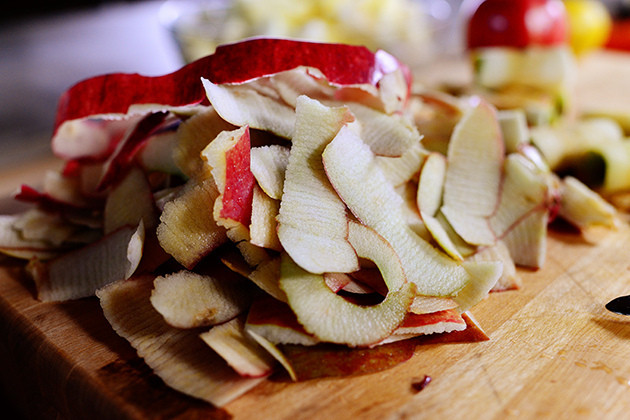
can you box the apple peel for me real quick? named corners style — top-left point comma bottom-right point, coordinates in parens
top-left (97, 274), bottom-right (265, 407)
top-left (53, 38), bottom-right (408, 141)
top-left (276, 96), bottom-right (358, 274)
top-left (32, 222), bottom-right (144, 302)
top-left (199, 316), bottom-right (276, 378)
top-left (279, 222), bottom-right (414, 347)
top-left (150, 269), bottom-right (253, 329)
top-left (322, 124), bottom-right (472, 297)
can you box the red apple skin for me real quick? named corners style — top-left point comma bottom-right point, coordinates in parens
top-left (398, 309), bottom-right (465, 329)
top-left (219, 127), bottom-right (255, 227)
top-left (97, 111), bottom-right (169, 191)
top-left (467, 0), bottom-right (568, 49)
top-left (53, 38), bottom-right (408, 137)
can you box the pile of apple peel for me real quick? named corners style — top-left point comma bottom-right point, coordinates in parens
top-left (0, 38), bottom-right (621, 407)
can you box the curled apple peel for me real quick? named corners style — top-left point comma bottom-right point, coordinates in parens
top-left (2, 36), bottom-right (623, 409)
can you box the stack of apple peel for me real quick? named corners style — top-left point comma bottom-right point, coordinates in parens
top-left (0, 38), bottom-right (621, 407)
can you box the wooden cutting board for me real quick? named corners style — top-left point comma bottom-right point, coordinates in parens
top-left (2, 51), bottom-right (630, 420)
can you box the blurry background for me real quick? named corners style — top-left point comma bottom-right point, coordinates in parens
top-left (1, 0), bottom-right (467, 169)
top-left (3, 0), bottom-right (628, 171)
top-left (1, 1), bottom-right (183, 167)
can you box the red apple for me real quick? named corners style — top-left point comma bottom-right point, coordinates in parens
top-left (467, 0), bottom-right (568, 49)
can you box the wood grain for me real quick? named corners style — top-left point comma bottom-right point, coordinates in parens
top-left (1, 51), bottom-right (630, 419)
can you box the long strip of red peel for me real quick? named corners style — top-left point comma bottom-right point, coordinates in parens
top-left (97, 111), bottom-right (169, 191)
top-left (53, 38), bottom-right (407, 136)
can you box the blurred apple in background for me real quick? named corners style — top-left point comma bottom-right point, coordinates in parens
top-left (564, 0), bottom-right (612, 55)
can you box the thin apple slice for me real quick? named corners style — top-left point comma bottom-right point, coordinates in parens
top-left (249, 184), bottom-right (281, 251)
top-left (247, 329), bottom-right (298, 381)
top-left (322, 124), bottom-right (473, 296)
top-left (557, 176), bottom-right (618, 231)
top-left (11, 208), bottom-right (80, 248)
top-left (247, 257), bottom-right (287, 302)
top-left (276, 96), bottom-right (358, 274)
top-left (97, 274), bottom-right (265, 407)
top-left (199, 316), bottom-right (276, 378)
top-left (16, 171), bottom-right (95, 210)
top-left (375, 142), bottom-right (428, 187)
top-left (417, 152), bottom-right (446, 218)
top-left (409, 296), bottom-right (459, 315)
top-left (441, 99), bottom-right (504, 246)
top-left (380, 309), bottom-right (467, 344)
top-left (150, 268), bottom-right (253, 329)
top-left (174, 106), bottom-right (236, 180)
top-left (410, 90), bottom-right (465, 155)
top-left (202, 126), bottom-right (270, 267)
top-left (245, 296), bottom-right (318, 346)
top-left (396, 181), bottom-right (431, 242)
top-left (202, 126), bottom-right (255, 228)
top-left (325, 272), bottom-right (376, 295)
top-left (32, 222), bottom-right (144, 302)
top-left (422, 215), bottom-right (466, 262)
top-left (136, 126), bottom-right (183, 176)
top-left (279, 338), bottom-right (417, 381)
top-left (97, 111), bottom-right (171, 191)
top-left (467, 240), bottom-right (521, 292)
top-left (104, 166), bottom-right (158, 234)
top-left (455, 260), bottom-right (502, 312)
top-left (416, 152), bottom-right (465, 261)
top-left (202, 79), bottom-right (296, 139)
top-left (489, 153), bottom-right (551, 240)
top-left (419, 311), bottom-right (490, 344)
top-left (279, 222), bottom-right (415, 347)
top-left (346, 102), bottom-right (421, 157)
top-left (219, 249), bottom-right (287, 302)
top-left (250, 144), bottom-right (290, 200)
top-left (0, 214), bottom-right (62, 260)
top-left (502, 207), bottom-right (549, 268)
top-left (156, 178), bottom-right (227, 269)
top-left (268, 67), bottom-right (337, 108)
top-left (51, 117), bottom-right (139, 161)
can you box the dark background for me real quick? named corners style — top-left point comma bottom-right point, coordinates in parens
top-left (3, 0), bottom-right (141, 22)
